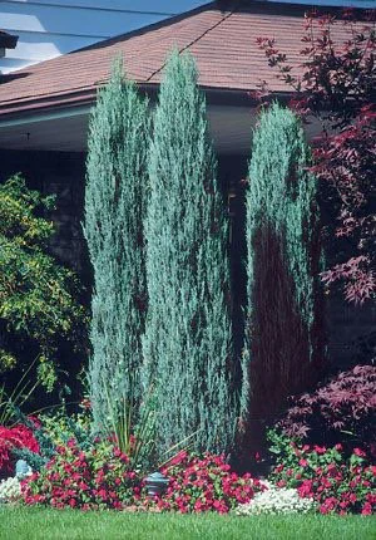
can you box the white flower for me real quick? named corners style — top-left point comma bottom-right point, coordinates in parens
top-left (236, 484), bottom-right (316, 516)
top-left (0, 476), bottom-right (23, 504)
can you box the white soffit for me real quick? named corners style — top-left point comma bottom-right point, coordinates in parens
top-left (0, 104), bottom-right (323, 155)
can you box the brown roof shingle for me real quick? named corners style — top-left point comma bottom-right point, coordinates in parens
top-left (0, 2), bottom-right (365, 118)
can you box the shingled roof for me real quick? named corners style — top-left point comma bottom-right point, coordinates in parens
top-left (0, 1), bottom-right (363, 118)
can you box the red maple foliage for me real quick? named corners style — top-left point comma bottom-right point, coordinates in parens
top-left (256, 9), bottom-right (375, 304)
top-left (275, 364), bottom-right (376, 452)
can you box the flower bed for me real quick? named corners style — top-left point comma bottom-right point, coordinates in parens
top-left (154, 451), bottom-right (264, 513)
top-left (1, 410), bottom-right (373, 516)
top-left (22, 438), bottom-right (140, 510)
top-left (21, 441), bottom-right (265, 514)
top-left (270, 439), bottom-right (376, 515)
top-left (236, 483), bottom-right (316, 515)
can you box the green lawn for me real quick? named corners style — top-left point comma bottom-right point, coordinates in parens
top-left (0, 507), bottom-right (375, 540)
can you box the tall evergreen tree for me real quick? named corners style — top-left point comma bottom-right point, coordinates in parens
top-left (242, 103), bottom-right (322, 431)
top-left (142, 51), bottom-right (236, 455)
top-left (84, 60), bottom-right (149, 431)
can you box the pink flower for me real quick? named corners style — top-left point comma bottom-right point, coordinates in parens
top-left (298, 480), bottom-right (313, 498)
top-left (353, 448), bottom-right (366, 458)
top-left (314, 445), bottom-right (327, 454)
top-left (361, 503), bottom-right (372, 516)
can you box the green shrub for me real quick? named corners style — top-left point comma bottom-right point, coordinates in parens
top-left (142, 51), bottom-right (236, 455)
top-left (84, 60), bottom-right (150, 432)
top-left (242, 103), bottom-right (322, 430)
top-left (0, 174), bottom-right (87, 392)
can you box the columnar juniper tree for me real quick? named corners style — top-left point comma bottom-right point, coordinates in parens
top-left (242, 103), bottom-right (322, 434)
top-left (84, 60), bottom-right (149, 431)
top-left (142, 51), bottom-right (236, 455)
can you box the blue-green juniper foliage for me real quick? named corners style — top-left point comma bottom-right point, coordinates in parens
top-left (242, 103), bottom-right (321, 423)
top-left (142, 51), bottom-right (237, 455)
top-left (84, 60), bottom-right (149, 432)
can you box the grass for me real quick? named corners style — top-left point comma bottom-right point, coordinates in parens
top-left (0, 507), bottom-right (374, 540)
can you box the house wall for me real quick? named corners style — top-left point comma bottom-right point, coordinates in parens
top-left (1, 148), bottom-right (374, 372)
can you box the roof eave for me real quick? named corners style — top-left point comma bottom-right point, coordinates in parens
top-left (0, 83), bottom-right (294, 123)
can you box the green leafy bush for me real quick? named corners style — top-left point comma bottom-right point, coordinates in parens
top-left (10, 406), bottom-right (92, 472)
top-left (0, 174), bottom-right (87, 392)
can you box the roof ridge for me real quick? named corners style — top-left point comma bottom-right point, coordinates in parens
top-left (146, 3), bottom-right (238, 84)
top-left (0, 2), bottom-right (365, 119)
top-left (71, 1), bottom-right (219, 56)
top-left (3, 2), bottom-right (218, 77)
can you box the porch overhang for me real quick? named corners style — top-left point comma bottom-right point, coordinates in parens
top-left (0, 87), bottom-right (322, 156)
top-left (0, 102), bottom-right (255, 155)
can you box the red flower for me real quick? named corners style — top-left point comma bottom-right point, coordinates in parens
top-left (276, 480), bottom-right (286, 488)
top-left (361, 503), bottom-right (372, 516)
top-left (313, 445), bottom-right (327, 454)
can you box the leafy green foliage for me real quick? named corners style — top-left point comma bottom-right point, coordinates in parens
top-left (104, 381), bottom-right (157, 474)
top-left (242, 103), bottom-right (322, 429)
top-left (84, 60), bottom-right (150, 432)
top-left (0, 357), bottom-right (40, 427)
top-left (0, 174), bottom-right (87, 391)
top-left (142, 51), bottom-right (237, 455)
